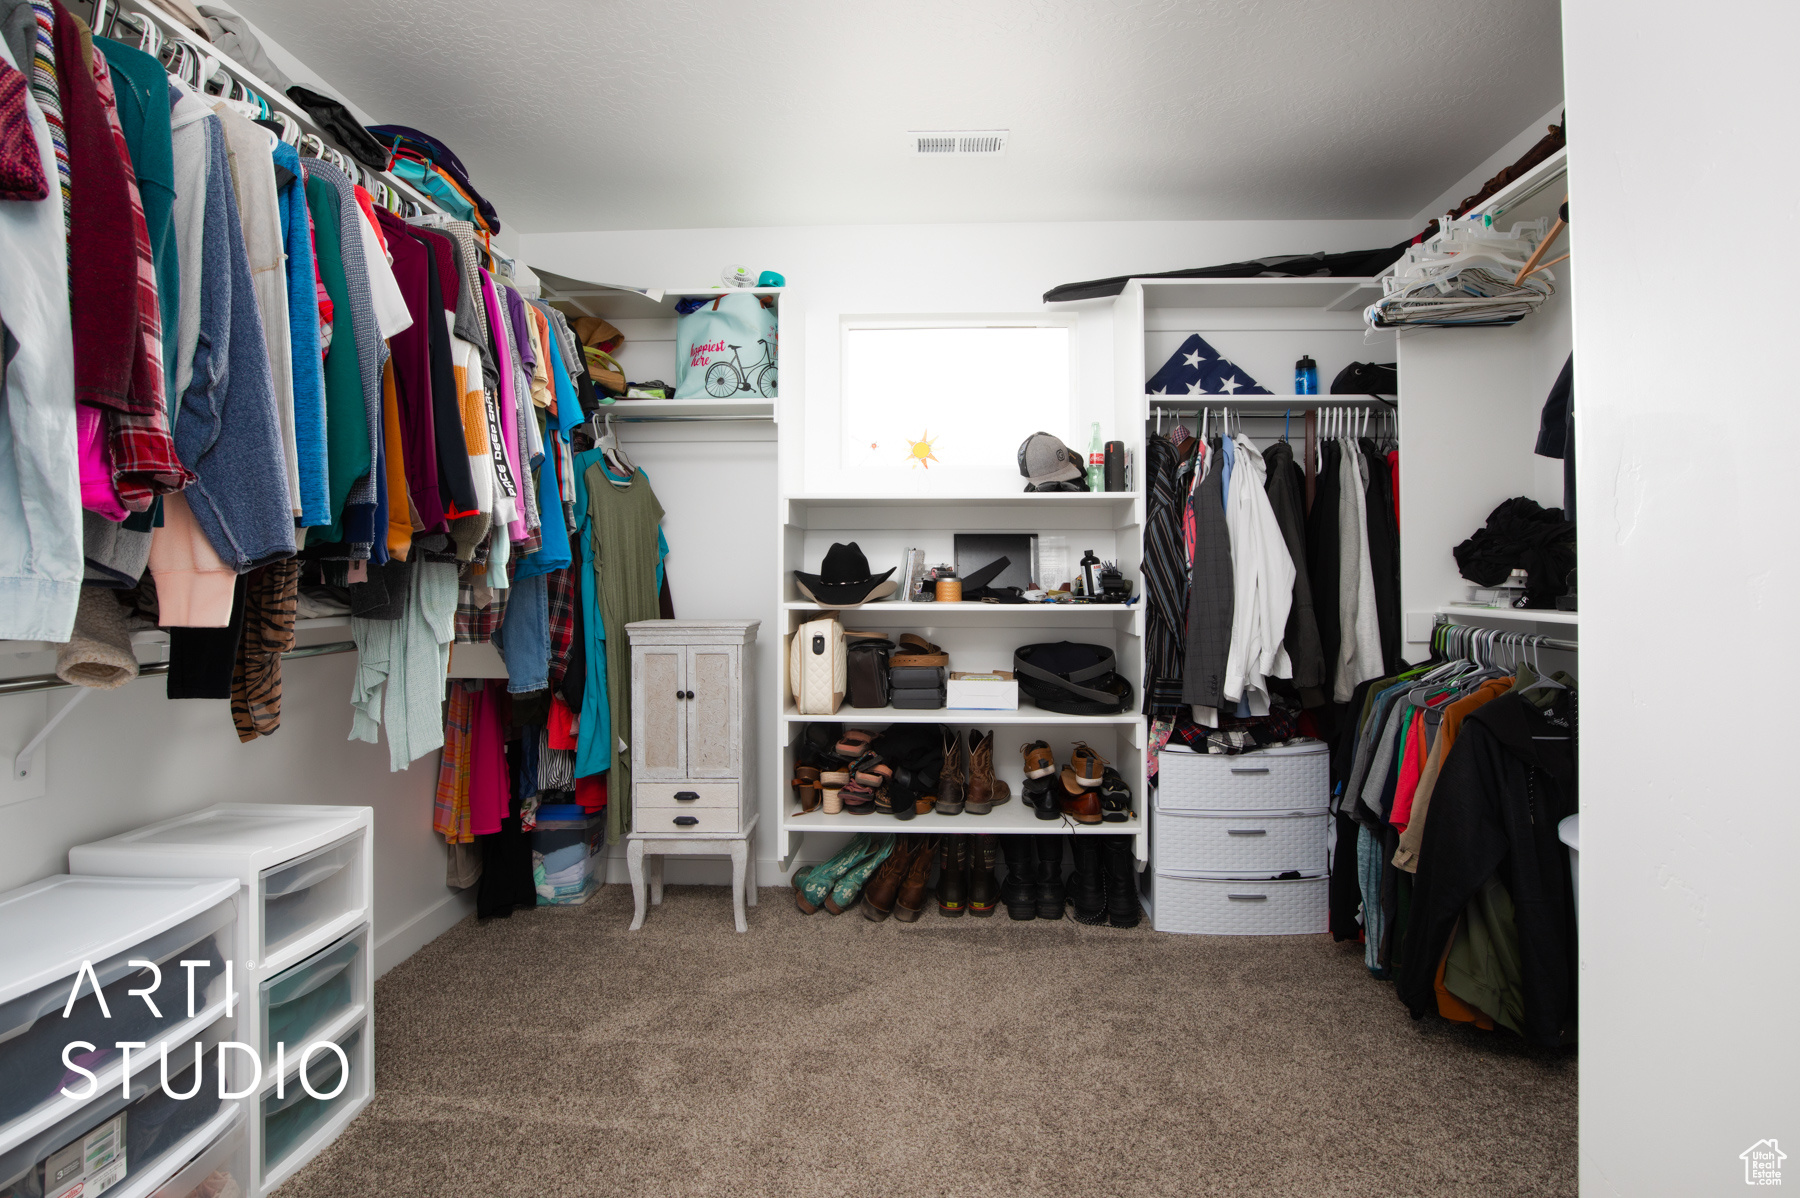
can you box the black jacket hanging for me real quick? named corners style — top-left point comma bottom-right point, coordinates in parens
top-left (1306, 441), bottom-right (1343, 690)
top-left (1397, 691), bottom-right (1578, 1047)
top-left (1359, 438), bottom-right (1402, 673)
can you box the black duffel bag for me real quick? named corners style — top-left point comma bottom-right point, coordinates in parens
top-left (1013, 642), bottom-right (1134, 715)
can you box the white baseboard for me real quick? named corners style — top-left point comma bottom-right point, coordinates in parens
top-left (374, 889), bottom-right (477, 977)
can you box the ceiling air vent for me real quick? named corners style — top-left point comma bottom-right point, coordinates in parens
top-left (909, 130), bottom-right (1009, 157)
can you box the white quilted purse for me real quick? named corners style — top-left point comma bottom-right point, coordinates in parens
top-left (788, 617), bottom-right (845, 714)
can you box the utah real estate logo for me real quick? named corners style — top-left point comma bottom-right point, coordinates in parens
top-left (1741, 1139), bottom-right (1785, 1186)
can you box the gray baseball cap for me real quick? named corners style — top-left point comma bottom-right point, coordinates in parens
top-left (1017, 432), bottom-right (1084, 484)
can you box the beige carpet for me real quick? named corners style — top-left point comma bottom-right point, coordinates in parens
top-left (279, 884), bottom-right (1575, 1198)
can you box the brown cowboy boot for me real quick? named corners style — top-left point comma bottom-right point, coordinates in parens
top-left (894, 836), bottom-right (937, 922)
top-left (935, 728), bottom-right (967, 815)
top-left (862, 837), bottom-right (918, 921)
top-left (965, 730), bottom-right (1012, 815)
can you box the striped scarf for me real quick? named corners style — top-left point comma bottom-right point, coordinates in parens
top-left (25, 0), bottom-right (69, 232)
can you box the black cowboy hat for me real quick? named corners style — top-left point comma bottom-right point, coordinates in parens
top-left (793, 542), bottom-right (898, 608)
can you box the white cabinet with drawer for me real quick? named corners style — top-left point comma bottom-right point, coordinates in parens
top-left (1151, 742), bottom-right (1330, 935)
top-left (627, 620), bottom-right (759, 834)
top-left (626, 620), bottom-right (762, 932)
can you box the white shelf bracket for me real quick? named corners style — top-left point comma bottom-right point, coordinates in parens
top-left (15, 687), bottom-right (90, 779)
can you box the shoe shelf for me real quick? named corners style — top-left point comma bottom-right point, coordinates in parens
top-left (782, 703), bottom-right (1141, 726)
top-left (783, 600), bottom-right (1141, 631)
top-left (783, 807), bottom-right (1142, 838)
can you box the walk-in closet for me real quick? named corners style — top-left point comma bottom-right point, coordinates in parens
top-left (0, 1), bottom-right (1786, 1194)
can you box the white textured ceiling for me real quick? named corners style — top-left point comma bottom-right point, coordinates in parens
top-left (231, 0), bottom-right (1563, 234)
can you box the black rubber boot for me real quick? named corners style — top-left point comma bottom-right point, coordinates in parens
top-left (1036, 835), bottom-right (1067, 920)
top-left (1101, 836), bottom-right (1143, 928)
top-left (1000, 836), bottom-right (1037, 920)
top-left (936, 834), bottom-right (969, 917)
top-left (968, 834), bottom-right (999, 917)
top-left (1067, 835), bottom-right (1107, 925)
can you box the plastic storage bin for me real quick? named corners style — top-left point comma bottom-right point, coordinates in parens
top-left (260, 1022), bottom-right (370, 1189)
top-left (1152, 810), bottom-right (1329, 875)
top-left (149, 1110), bottom-right (247, 1198)
top-left (258, 930), bottom-right (366, 1060)
top-left (533, 805), bottom-right (602, 905)
top-left (1155, 741), bottom-right (1330, 812)
top-left (0, 876), bottom-right (238, 1160)
top-left (68, 805), bottom-right (372, 974)
top-left (259, 835), bottom-right (361, 964)
top-left (0, 1017), bottom-right (233, 1198)
top-left (1151, 873), bottom-right (1328, 936)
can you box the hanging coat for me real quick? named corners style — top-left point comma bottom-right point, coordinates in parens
top-left (1397, 690), bottom-right (1578, 1047)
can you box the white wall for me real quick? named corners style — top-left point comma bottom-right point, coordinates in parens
top-left (0, 634), bottom-right (470, 975)
top-left (522, 218), bottom-right (1412, 880)
top-left (1565, 2), bottom-right (1800, 1193)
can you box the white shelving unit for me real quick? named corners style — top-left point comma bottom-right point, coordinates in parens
top-left (774, 492), bottom-right (1148, 871)
top-left (536, 271), bottom-right (782, 417)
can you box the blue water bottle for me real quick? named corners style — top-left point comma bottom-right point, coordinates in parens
top-left (1295, 354), bottom-right (1318, 396)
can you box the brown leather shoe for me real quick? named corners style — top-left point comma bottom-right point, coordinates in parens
top-left (894, 836), bottom-right (936, 922)
top-left (1020, 740), bottom-right (1056, 781)
top-left (1058, 767), bottom-right (1103, 824)
top-left (935, 728), bottom-right (966, 815)
top-left (1069, 742), bottom-right (1108, 788)
top-left (862, 838), bottom-right (917, 921)
top-left (966, 730), bottom-right (1012, 814)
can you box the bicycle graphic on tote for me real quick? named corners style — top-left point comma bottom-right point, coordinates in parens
top-left (704, 339), bottom-right (778, 398)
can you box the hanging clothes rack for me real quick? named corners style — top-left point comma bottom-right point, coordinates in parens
top-left (91, 0), bottom-right (449, 221)
top-left (0, 640), bottom-right (359, 699)
top-left (1432, 614), bottom-right (1577, 655)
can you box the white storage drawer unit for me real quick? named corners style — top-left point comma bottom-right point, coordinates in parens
top-left (70, 805), bottom-right (372, 974)
top-left (0, 876), bottom-right (239, 1166)
top-left (68, 804), bottom-right (375, 1196)
top-left (0, 998), bottom-right (237, 1198)
top-left (259, 1018), bottom-right (371, 1192)
top-left (150, 1109), bottom-right (249, 1198)
top-left (1152, 742), bottom-right (1330, 935)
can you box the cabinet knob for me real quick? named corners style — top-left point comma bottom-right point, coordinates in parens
top-left (1226, 829), bottom-right (1268, 837)
top-left (674, 791), bottom-right (699, 802)
top-left (684, 690), bottom-right (695, 700)
top-left (673, 815), bottom-right (699, 826)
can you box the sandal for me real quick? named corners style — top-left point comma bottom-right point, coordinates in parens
top-left (820, 770), bottom-right (848, 814)
top-left (834, 729), bottom-right (876, 760)
top-left (791, 765), bottom-right (822, 813)
top-left (840, 777), bottom-right (878, 814)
